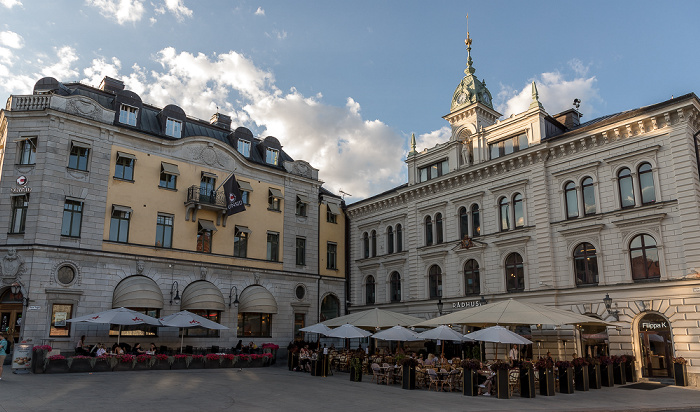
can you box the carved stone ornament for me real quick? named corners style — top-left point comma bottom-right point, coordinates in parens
top-left (288, 160), bottom-right (314, 178)
top-left (189, 144), bottom-right (226, 168)
top-left (66, 96), bottom-right (101, 121)
top-left (1, 248), bottom-right (26, 285)
top-left (200, 266), bottom-right (207, 280)
top-left (254, 273), bottom-right (260, 285)
top-left (136, 259), bottom-right (145, 275)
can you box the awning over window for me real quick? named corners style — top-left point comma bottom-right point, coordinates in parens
top-left (201, 171), bottom-right (217, 179)
top-left (112, 275), bottom-right (164, 309)
top-left (237, 180), bottom-right (253, 191)
top-left (237, 285), bottom-right (278, 314)
top-left (327, 202), bottom-right (341, 215)
top-left (296, 194), bottom-right (310, 203)
top-left (198, 219), bottom-right (217, 232)
top-left (235, 226), bottom-right (251, 234)
top-left (181, 280), bottom-right (225, 311)
top-left (269, 188), bottom-right (283, 198)
top-left (71, 141), bottom-right (91, 149)
top-left (112, 205), bottom-right (133, 214)
top-left (161, 162), bottom-right (180, 175)
top-left (116, 151), bottom-right (136, 160)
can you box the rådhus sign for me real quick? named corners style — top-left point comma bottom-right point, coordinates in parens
top-left (452, 300), bottom-right (483, 309)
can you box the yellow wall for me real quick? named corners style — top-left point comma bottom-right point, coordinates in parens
top-left (102, 145), bottom-right (284, 268)
top-left (319, 202), bottom-right (345, 278)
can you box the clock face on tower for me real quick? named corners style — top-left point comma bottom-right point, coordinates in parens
top-left (483, 94), bottom-right (491, 105)
top-left (457, 92), bottom-right (467, 105)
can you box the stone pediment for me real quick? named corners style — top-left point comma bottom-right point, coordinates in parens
top-left (284, 160), bottom-right (318, 180)
top-left (52, 95), bottom-right (115, 124)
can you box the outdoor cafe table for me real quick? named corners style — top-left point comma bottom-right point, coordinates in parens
top-left (378, 365), bottom-right (400, 384)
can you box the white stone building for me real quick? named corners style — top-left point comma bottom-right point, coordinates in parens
top-left (346, 34), bottom-right (700, 384)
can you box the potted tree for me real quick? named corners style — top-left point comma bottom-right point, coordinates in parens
top-left (349, 357), bottom-right (362, 382)
top-left (673, 357), bottom-right (689, 387)
top-left (401, 357), bottom-right (419, 390)
top-left (612, 355), bottom-right (627, 385)
top-left (573, 357), bottom-right (590, 391)
top-left (205, 353), bottom-right (221, 369)
top-left (490, 360), bottom-right (511, 399)
top-left (31, 345), bottom-right (52, 374)
top-left (92, 355), bottom-right (113, 372)
top-left (599, 356), bottom-right (615, 387)
top-left (557, 360), bottom-right (575, 394)
top-left (461, 359), bottom-right (480, 396)
top-left (152, 354), bottom-right (171, 370)
top-left (623, 355), bottom-right (638, 383)
top-left (536, 357), bottom-right (555, 396)
top-left (519, 360), bottom-right (536, 398)
top-left (68, 355), bottom-right (93, 373)
top-left (586, 357), bottom-right (601, 389)
top-left (44, 354), bottom-right (69, 374)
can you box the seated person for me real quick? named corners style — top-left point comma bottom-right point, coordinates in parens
top-left (477, 362), bottom-right (495, 396)
top-left (75, 335), bottom-right (87, 355)
top-left (148, 343), bottom-right (158, 355)
top-left (112, 343), bottom-right (125, 355)
top-left (95, 343), bottom-right (107, 357)
top-left (132, 343), bottom-right (147, 355)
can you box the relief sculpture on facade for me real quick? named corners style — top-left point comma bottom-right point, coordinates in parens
top-left (1, 248), bottom-right (26, 285)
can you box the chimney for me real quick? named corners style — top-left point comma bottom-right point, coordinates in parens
top-left (99, 76), bottom-right (125, 93)
top-left (210, 113), bottom-right (232, 130)
top-left (553, 109), bottom-right (582, 129)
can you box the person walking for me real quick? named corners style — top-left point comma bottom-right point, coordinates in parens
top-left (0, 332), bottom-right (8, 380)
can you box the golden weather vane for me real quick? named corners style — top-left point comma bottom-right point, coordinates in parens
top-left (465, 14), bottom-right (472, 47)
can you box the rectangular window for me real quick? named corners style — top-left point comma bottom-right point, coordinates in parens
top-left (17, 137), bottom-right (36, 165)
top-left (327, 209), bottom-right (337, 223)
top-left (238, 181), bottom-right (253, 205)
top-left (265, 148), bottom-right (279, 165)
top-left (241, 190), bottom-right (249, 205)
top-left (9, 194), bottom-right (29, 234)
top-left (159, 162), bottom-right (179, 190)
top-left (327, 242), bottom-right (337, 270)
top-left (489, 133), bottom-right (528, 160)
top-left (237, 140), bottom-right (251, 157)
top-left (68, 142), bottom-right (90, 171)
top-left (119, 104), bottom-right (138, 126)
top-left (61, 199), bottom-right (83, 237)
top-left (183, 310), bottom-right (221, 337)
top-left (155, 214), bottom-right (173, 248)
top-left (50, 303), bottom-right (73, 337)
top-left (294, 313), bottom-right (305, 340)
top-left (267, 232), bottom-right (279, 262)
top-left (197, 220), bottom-right (215, 253)
top-left (237, 313), bottom-right (272, 337)
top-left (165, 118), bottom-right (182, 138)
top-left (418, 159), bottom-right (448, 182)
top-left (268, 188), bottom-right (282, 211)
top-left (114, 152), bottom-right (135, 181)
top-left (234, 226), bottom-right (249, 258)
top-left (200, 174), bottom-right (217, 204)
top-left (296, 237), bottom-right (306, 266)
top-left (109, 206), bottom-right (131, 243)
top-left (296, 195), bottom-right (307, 217)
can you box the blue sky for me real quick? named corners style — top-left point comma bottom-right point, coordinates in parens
top-left (1, 1), bottom-right (699, 201)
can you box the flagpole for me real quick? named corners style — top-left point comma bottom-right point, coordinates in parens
top-left (214, 171), bottom-right (235, 192)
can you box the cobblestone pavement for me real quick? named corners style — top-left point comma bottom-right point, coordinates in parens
top-left (1, 365), bottom-right (699, 412)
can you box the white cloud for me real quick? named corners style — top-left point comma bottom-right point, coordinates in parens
top-left (254, 7), bottom-right (264, 16)
top-left (0, 0), bottom-right (22, 8)
top-left (0, 46), bottom-right (79, 98)
top-left (82, 56), bottom-right (122, 87)
top-left (40, 46), bottom-right (79, 80)
top-left (496, 63), bottom-right (600, 119)
top-left (0, 31), bottom-right (24, 49)
top-left (86, 0), bottom-right (145, 25)
top-left (414, 127), bottom-right (451, 153)
top-left (154, 0), bottom-right (192, 21)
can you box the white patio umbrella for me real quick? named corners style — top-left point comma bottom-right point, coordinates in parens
top-left (299, 322), bottom-right (333, 335)
top-left (416, 325), bottom-right (471, 356)
top-left (464, 325), bottom-right (532, 362)
top-left (371, 325), bottom-right (420, 341)
top-left (326, 323), bottom-right (372, 351)
top-left (322, 308), bottom-right (424, 329)
top-left (67, 307), bottom-right (161, 344)
top-left (159, 310), bottom-right (229, 353)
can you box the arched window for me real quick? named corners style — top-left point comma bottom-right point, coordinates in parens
top-left (390, 272), bottom-right (401, 303)
top-left (387, 226), bottom-right (394, 254)
top-left (428, 265), bottom-right (442, 299)
top-left (396, 224), bottom-right (403, 252)
top-left (505, 253), bottom-right (524, 292)
top-left (362, 232), bottom-right (369, 259)
top-left (471, 204), bottom-right (481, 237)
top-left (564, 181), bottom-right (578, 219)
top-left (464, 259), bottom-right (480, 295)
top-left (574, 242), bottom-right (598, 286)
top-left (459, 207), bottom-right (468, 239)
top-left (365, 275), bottom-right (376, 304)
top-left (371, 230), bottom-right (377, 257)
top-left (435, 213), bottom-right (443, 244)
top-left (320, 294), bottom-right (340, 321)
top-left (618, 168), bottom-right (635, 209)
top-left (638, 163), bottom-right (656, 205)
top-left (630, 234), bottom-right (660, 281)
top-left (499, 197), bottom-right (510, 231)
top-left (513, 193), bottom-right (524, 228)
top-left (425, 216), bottom-right (433, 246)
top-left (582, 177), bottom-right (596, 215)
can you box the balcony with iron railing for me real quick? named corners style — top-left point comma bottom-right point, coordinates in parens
top-left (185, 186), bottom-right (229, 226)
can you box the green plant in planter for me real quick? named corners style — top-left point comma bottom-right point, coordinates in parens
top-left (350, 357), bottom-right (363, 382)
top-left (490, 360), bottom-right (512, 399)
top-left (401, 357), bottom-right (419, 390)
top-left (471, 346), bottom-right (481, 361)
top-left (586, 357), bottom-right (602, 389)
top-left (572, 357), bottom-right (590, 391)
top-left (673, 357), bottom-right (689, 387)
top-left (535, 357), bottom-right (555, 396)
top-left (519, 360), bottom-right (536, 398)
top-left (461, 359), bottom-right (481, 396)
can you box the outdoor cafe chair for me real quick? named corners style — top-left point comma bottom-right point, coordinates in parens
top-left (427, 368), bottom-right (442, 392)
top-left (509, 369), bottom-right (520, 395)
top-left (372, 363), bottom-right (387, 385)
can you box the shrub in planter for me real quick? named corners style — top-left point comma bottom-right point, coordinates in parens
top-left (673, 357), bottom-right (689, 387)
top-left (171, 354), bottom-right (189, 369)
top-left (535, 357), bottom-right (555, 396)
top-left (622, 355), bottom-right (638, 383)
top-left (612, 355), bottom-right (627, 385)
top-left (587, 358), bottom-right (601, 389)
top-left (151, 354), bottom-right (170, 370)
top-left (349, 357), bottom-right (362, 382)
top-left (490, 361), bottom-right (511, 399)
top-left (599, 356), bottom-right (615, 387)
top-left (222, 354), bottom-right (237, 368)
top-left (44, 355), bottom-right (69, 374)
top-left (262, 343), bottom-right (279, 365)
top-left (461, 359), bottom-right (480, 396)
top-left (520, 361), bottom-right (536, 398)
top-left (68, 356), bottom-right (93, 373)
top-left (113, 354), bottom-right (136, 371)
top-left (205, 353), bottom-right (221, 369)
top-left (572, 358), bottom-right (589, 391)
top-left (401, 358), bottom-right (419, 390)
top-left (32, 345), bottom-right (52, 374)
top-left (189, 354), bottom-right (205, 369)
top-left (556, 361), bottom-right (574, 394)
top-left (92, 355), bottom-right (113, 372)
top-left (134, 354), bottom-right (153, 370)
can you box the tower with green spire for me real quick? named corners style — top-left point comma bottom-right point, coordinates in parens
top-left (450, 30), bottom-right (494, 112)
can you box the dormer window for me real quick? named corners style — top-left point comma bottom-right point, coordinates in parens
top-left (266, 148), bottom-right (279, 165)
top-left (238, 140), bottom-right (251, 157)
top-left (119, 104), bottom-right (138, 126)
top-left (165, 118), bottom-right (182, 138)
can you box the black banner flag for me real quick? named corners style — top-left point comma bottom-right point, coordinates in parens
top-left (223, 174), bottom-right (246, 216)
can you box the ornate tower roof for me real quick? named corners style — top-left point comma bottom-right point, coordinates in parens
top-left (450, 30), bottom-right (493, 112)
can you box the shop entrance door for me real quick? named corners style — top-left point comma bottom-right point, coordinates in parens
top-left (638, 313), bottom-right (673, 378)
top-left (0, 289), bottom-right (24, 344)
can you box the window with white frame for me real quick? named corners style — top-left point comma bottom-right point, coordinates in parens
top-left (119, 104), bottom-right (138, 126)
top-left (17, 137), bottom-right (36, 165)
top-left (165, 118), bottom-right (182, 138)
top-left (237, 140), bottom-right (251, 157)
top-left (418, 159), bottom-right (449, 183)
top-left (265, 148), bottom-right (279, 165)
top-left (489, 133), bottom-right (528, 160)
